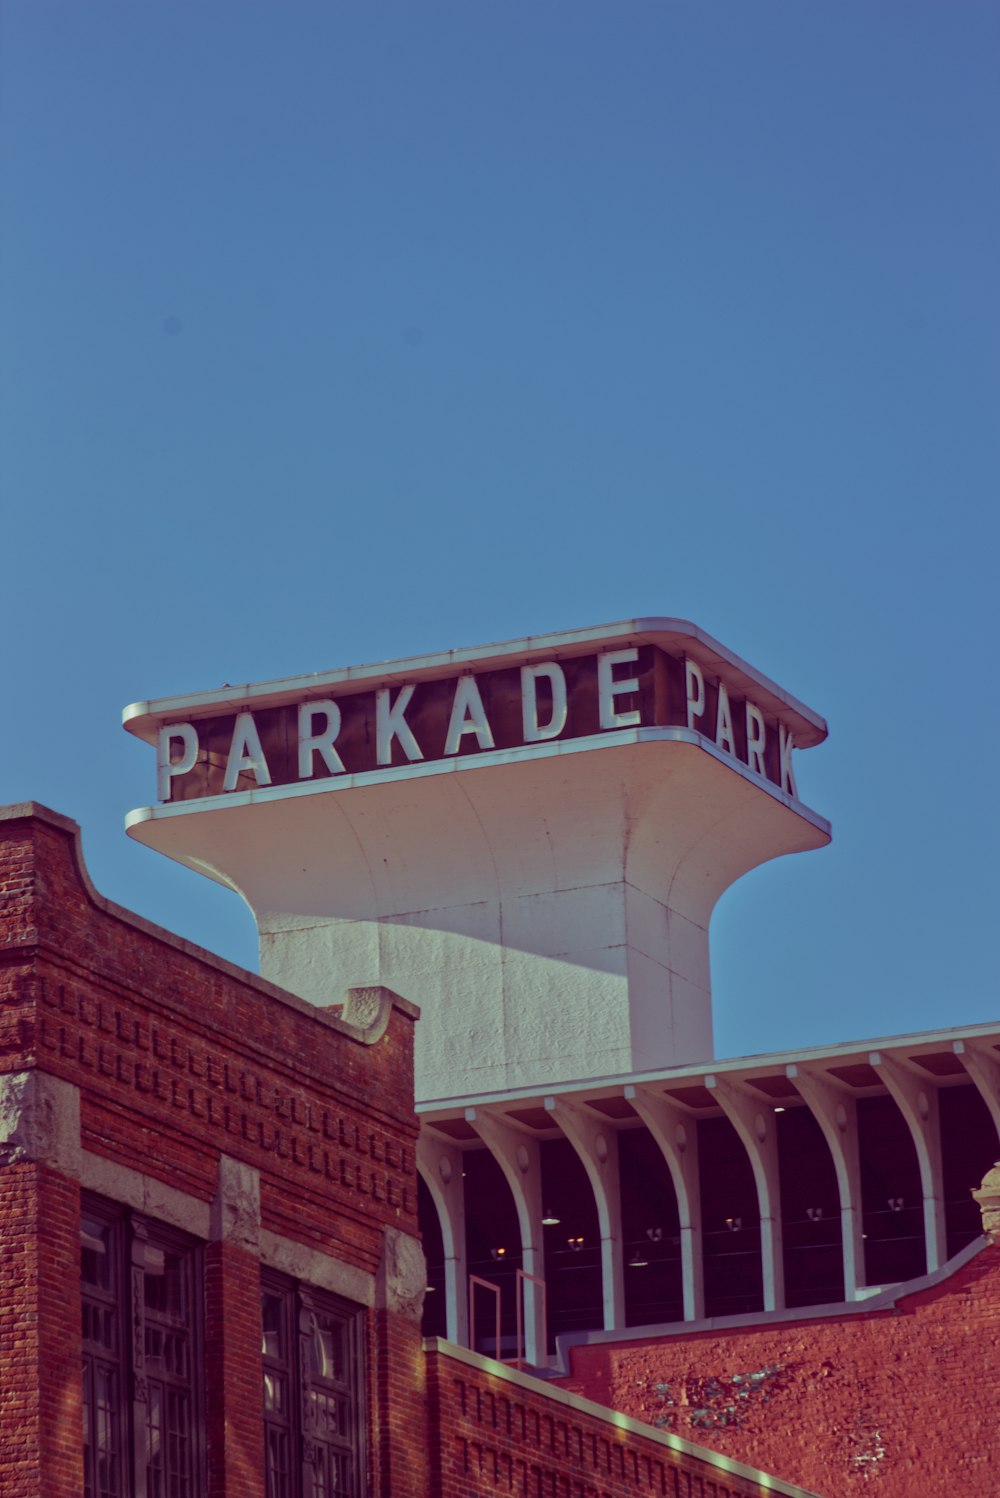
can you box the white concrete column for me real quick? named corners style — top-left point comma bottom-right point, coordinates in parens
top-left (705, 1074), bottom-right (784, 1311)
top-left (464, 1107), bottom-right (547, 1367)
top-left (623, 1083), bottom-right (704, 1321)
top-left (543, 1095), bottom-right (625, 1331)
top-left (786, 1064), bottom-right (865, 1299)
top-left (416, 1133), bottom-right (468, 1346)
top-left (955, 1040), bottom-right (1000, 1147)
top-left (870, 1052), bottom-right (946, 1271)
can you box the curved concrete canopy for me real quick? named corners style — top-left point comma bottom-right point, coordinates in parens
top-left (127, 729), bottom-right (828, 1100)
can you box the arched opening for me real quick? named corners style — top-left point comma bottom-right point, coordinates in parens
top-left (618, 1127), bottom-right (683, 1326)
top-left (776, 1105), bottom-right (844, 1306)
top-left (858, 1095), bottom-right (924, 1284)
top-left (941, 1083), bottom-right (998, 1257)
top-left (698, 1115), bottom-right (763, 1316)
top-left (540, 1137), bottom-right (602, 1344)
top-left (463, 1147), bottom-right (522, 1356)
top-left (417, 1172), bottom-right (447, 1339)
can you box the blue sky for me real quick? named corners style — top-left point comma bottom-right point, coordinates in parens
top-left (2, 2), bottom-right (997, 1061)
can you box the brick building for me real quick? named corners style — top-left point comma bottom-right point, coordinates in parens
top-left (0, 802), bottom-right (815, 1498)
top-left (3, 619), bottom-right (999, 1496)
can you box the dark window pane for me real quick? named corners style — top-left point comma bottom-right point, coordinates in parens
top-left (266, 1424), bottom-right (291, 1498)
top-left (262, 1291), bottom-right (286, 1359)
top-left (263, 1276), bottom-right (363, 1498)
top-left (82, 1210), bottom-right (123, 1498)
top-left (82, 1195), bottom-right (202, 1498)
top-left (82, 1217), bottom-right (115, 1291)
top-left (146, 1381), bottom-right (164, 1496)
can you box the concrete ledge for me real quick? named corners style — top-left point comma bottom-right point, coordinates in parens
top-left (260, 1227), bottom-right (375, 1306)
top-left (79, 1147), bottom-right (377, 1305)
top-left (81, 1150), bottom-right (212, 1237)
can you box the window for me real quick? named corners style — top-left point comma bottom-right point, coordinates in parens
top-left (261, 1272), bottom-right (365, 1498)
top-left (81, 1195), bottom-right (204, 1498)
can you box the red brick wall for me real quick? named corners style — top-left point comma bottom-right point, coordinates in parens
top-left (426, 1343), bottom-right (807, 1498)
top-left (0, 1162), bottom-right (82, 1498)
top-left (561, 1243), bottom-right (1000, 1497)
top-left (205, 1241), bottom-right (266, 1498)
top-left (373, 1308), bottom-right (430, 1498)
top-left (0, 805), bottom-right (425, 1498)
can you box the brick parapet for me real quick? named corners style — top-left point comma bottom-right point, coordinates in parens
top-left (560, 1242), bottom-right (1000, 1497)
top-left (0, 806), bottom-right (420, 1274)
top-left (424, 1341), bottom-right (819, 1497)
top-left (0, 803), bottom-right (418, 1037)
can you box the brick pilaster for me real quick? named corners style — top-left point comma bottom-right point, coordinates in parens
top-left (205, 1155), bottom-right (265, 1498)
top-left (374, 1226), bottom-right (430, 1498)
top-left (0, 1071), bottom-right (82, 1498)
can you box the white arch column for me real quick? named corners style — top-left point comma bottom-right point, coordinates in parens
top-left (624, 1084), bottom-right (704, 1320)
top-left (464, 1107), bottom-right (547, 1366)
top-left (544, 1095), bottom-right (625, 1331)
top-left (870, 1052), bottom-right (946, 1271)
top-left (955, 1040), bottom-right (1000, 1147)
top-left (416, 1133), bottom-right (468, 1346)
top-left (786, 1064), bottom-right (865, 1299)
top-left (705, 1074), bottom-right (784, 1311)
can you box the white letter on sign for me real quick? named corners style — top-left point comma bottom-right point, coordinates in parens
top-left (223, 713), bottom-right (272, 791)
top-left (521, 662), bottom-right (568, 743)
top-left (376, 685), bottom-right (424, 765)
top-left (444, 675), bottom-right (496, 756)
top-left (779, 724), bottom-right (797, 797)
top-left (685, 659), bottom-right (705, 730)
top-left (715, 683), bottom-right (735, 756)
top-left (745, 702), bottom-right (767, 776)
top-left (298, 700), bottom-right (346, 779)
top-left (598, 648), bottom-right (640, 729)
top-left (157, 723), bottom-right (198, 801)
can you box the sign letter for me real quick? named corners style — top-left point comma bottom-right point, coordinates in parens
top-left (685, 659), bottom-right (705, 730)
top-left (444, 675), bottom-right (496, 756)
top-left (521, 662), bottom-right (568, 744)
top-left (745, 702), bottom-right (767, 777)
top-left (157, 723), bottom-right (198, 802)
top-left (598, 648), bottom-right (640, 730)
top-left (223, 713), bottom-right (272, 791)
top-left (376, 685), bottom-right (424, 765)
top-left (715, 683), bottom-right (735, 756)
top-left (298, 700), bottom-right (346, 779)
top-left (779, 724), bottom-right (797, 797)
